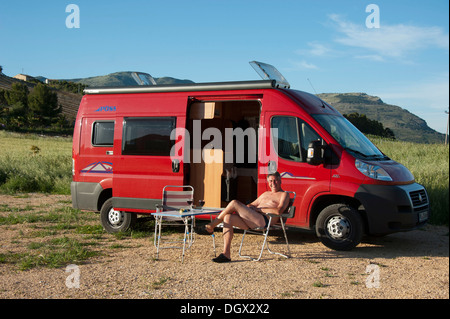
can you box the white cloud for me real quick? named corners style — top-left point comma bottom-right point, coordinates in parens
top-left (286, 60), bottom-right (319, 71)
top-left (297, 60), bottom-right (318, 70)
top-left (354, 54), bottom-right (385, 62)
top-left (329, 14), bottom-right (449, 59)
top-left (296, 42), bottom-right (333, 57)
top-left (291, 42), bottom-right (332, 71)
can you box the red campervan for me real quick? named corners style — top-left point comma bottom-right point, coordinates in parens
top-left (71, 63), bottom-right (429, 250)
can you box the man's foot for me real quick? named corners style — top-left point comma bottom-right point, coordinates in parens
top-left (194, 224), bottom-right (214, 235)
top-left (212, 253), bottom-right (231, 263)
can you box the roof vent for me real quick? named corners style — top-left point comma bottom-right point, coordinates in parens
top-left (131, 72), bottom-right (157, 85)
top-left (249, 61), bottom-right (290, 89)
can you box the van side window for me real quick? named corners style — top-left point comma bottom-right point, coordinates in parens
top-left (122, 117), bottom-right (176, 156)
top-left (92, 121), bottom-right (114, 146)
top-left (271, 116), bottom-right (321, 162)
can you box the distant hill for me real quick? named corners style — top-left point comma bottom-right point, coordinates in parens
top-left (317, 93), bottom-right (445, 144)
top-left (65, 72), bottom-right (194, 87)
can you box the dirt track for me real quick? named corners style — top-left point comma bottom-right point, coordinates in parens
top-left (0, 194), bottom-right (448, 299)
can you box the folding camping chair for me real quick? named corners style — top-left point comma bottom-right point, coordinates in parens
top-left (153, 185), bottom-right (195, 260)
top-left (238, 191), bottom-right (296, 261)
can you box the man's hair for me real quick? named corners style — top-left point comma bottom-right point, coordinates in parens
top-left (267, 171), bottom-right (281, 180)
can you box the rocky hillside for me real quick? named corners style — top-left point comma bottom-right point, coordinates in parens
top-left (318, 93), bottom-right (445, 144)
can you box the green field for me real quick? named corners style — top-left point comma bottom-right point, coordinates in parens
top-left (0, 131), bottom-right (448, 225)
top-left (0, 131), bottom-right (72, 194)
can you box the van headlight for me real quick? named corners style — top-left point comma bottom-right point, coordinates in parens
top-left (355, 159), bottom-right (392, 181)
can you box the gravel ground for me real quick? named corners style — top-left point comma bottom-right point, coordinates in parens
top-left (0, 194), bottom-right (448, 300)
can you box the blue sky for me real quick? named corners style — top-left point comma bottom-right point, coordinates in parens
top-left (1, 0), bottom-right (448, 133)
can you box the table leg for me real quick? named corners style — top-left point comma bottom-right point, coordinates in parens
top-left (181, 217), bottom-right (189, 263)
top-left (190, 217), bottom-right (195, 247)
top-left (156, 216), bottom-right (162, 260)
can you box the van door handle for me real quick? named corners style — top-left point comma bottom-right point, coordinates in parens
top-left (172, 159), bottom-right (180, 173)
top-left (106, 151), bottom-right (113, 155)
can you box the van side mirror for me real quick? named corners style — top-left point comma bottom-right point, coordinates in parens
top-left (307, 140), bottom-right (324, 166)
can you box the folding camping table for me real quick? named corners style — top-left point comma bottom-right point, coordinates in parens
top-left (152, 208), bottom-right (221, 263)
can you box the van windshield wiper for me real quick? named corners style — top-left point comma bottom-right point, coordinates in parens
top-left (344, 147), bottom-right (371, 158)
top-left (345, 148), bottom-right (388, 160)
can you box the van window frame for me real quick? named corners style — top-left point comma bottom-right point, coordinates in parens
top-left (91, 120), bottom-right (115, 147)
top-left (121, 116), bottom-right (176, 156)
top-left (270, 115), bottom-right (322, 163)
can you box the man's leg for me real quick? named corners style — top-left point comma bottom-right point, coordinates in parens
top-left (206, 200), bottom-right (265, 232)
top-left (221, 214), bottom-right (249, 259)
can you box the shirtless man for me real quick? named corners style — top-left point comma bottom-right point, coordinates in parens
top-left (196, 172), bottom-right (289, 263)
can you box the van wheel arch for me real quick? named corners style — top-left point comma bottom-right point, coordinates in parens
top-left (309, 195), bottom-right (365, 228)
top-left (97, 188), bottom-right (113, 212)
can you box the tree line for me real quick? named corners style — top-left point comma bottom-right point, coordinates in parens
top-left (344, 112), bottom-right (396, 139)
top-left (47, 80), bottom-right (87, 94)
top-left (0, 82), bottom-right (71, 132)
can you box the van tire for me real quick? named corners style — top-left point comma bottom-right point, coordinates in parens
top-left (315, 204), bottom-right (363, 251)
top-left (100, 198), bottom-right (137, 233)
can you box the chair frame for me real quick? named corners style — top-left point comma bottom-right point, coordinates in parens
top-left (153, 185), bottom-right (195, 262)
top-left (238, 191), bottom-right (296, 261)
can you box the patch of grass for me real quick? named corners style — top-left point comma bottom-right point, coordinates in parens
top-left (109, 218), bottom-right (155, 240)
top-left (76, 224), bottom-right (104, 235)
top-left (151, 276), bottom-right (170, 290)
top-left (1, 237), bottom-right (99, 271)
top-left (110, 243), bottom-right (129, 249)
top-left (0, 203), bottom-right (105, 270)
top-left (0, 212), bottom-right (42, 225)
top-left (280, 291), bottom-right (294, 297)
top-left (0, 131), bottom-right (72, 194)
top-left (312, 281), bottom-right (325, 288)
top-left (0, 207), bottom-right (85, 227)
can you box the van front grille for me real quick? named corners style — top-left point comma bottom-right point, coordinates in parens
top-left (409, 189), bottom-right (429, 211)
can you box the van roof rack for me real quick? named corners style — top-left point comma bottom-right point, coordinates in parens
top-left (83, 80), bottom-right (277, 95)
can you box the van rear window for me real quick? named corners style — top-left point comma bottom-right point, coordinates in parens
top-left (122, 117), bottom-right (176, 156)
top-left (92, 121), bottom-right (114, 146)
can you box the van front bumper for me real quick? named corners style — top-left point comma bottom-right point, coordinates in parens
top-left (355, 183), bottom-right (430, 235)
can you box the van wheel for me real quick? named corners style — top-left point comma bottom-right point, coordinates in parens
top-left (315, 204), bottom-right (363, 251)
top-left (100, 198), bottom-right (136, 233)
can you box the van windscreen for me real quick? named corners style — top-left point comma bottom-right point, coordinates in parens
top-left (313, 114), bottom-right (387, 160)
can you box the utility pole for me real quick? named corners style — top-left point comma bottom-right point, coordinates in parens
top-left (445, 110), bottom-right (449, 146)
